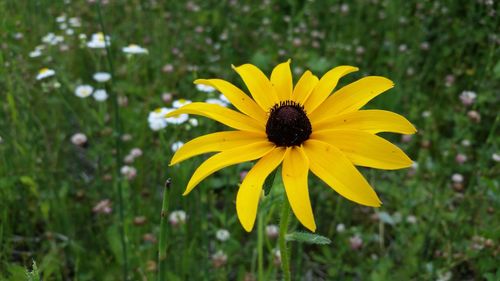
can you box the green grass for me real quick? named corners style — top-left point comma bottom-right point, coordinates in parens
top-left (1, 0), bottom-right (499, 280)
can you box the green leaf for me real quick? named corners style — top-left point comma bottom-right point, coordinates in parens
top-left (285, 232), bottom-right (331, 245)
top-left (263, 168), bottom-right (277, 196)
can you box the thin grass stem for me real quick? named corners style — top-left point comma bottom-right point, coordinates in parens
top-left (158, 179), bottom-right (171, 281)
top-left (278, 198), bottom-right (291, 281)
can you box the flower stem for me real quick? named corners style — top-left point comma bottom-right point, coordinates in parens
top-left (278, 197), bottom-right (291, 281)
top-left (158, 179), bottom-right (171, 281)
top-left (257, 197), bottom-right (264, 281)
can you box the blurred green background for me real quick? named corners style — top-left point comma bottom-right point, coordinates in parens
top-left (0, 0), bottom-right (499, 280)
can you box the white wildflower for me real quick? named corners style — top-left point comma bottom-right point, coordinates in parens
top-left (36, 68), bottom-right (55, 80)
top-left (75, 85), bottom-right (94, 98)
top-left (87, 32), bottom-right (110, 48)
top-left (70, 133), bottom-right (87, 146)
top-left (93, 89), bottom-right (108, 102)
top-left (122, 44), bottom-right (148, 54)
top-left (168, 210), bottom-right (187, 226)
top-left (93, 72), bottom-right (111, 82)
top-left (215, 229), bottom-right (230, 242)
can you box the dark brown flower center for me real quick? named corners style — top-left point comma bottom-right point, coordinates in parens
top-left (265, 101), bottom-right (312, 147)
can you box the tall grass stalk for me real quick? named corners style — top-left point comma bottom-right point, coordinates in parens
top-left (96, 1), bottom-right (128, 280)
top-left (278, 198), bottom-right (291, 281)
top-left (158, 179), bottom-right (171, 281)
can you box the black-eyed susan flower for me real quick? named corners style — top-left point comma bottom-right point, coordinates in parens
top-left (167, 60), bottom-right (416, 232)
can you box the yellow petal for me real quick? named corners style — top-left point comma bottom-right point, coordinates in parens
top-left (170, 131), bottom-right (267, 166)
top-left (303, 139), bottom-right (381, 207)
top-left (312, 110), bottom-right (417, 134)
top-left (303, 66), bottom-right (358, 113)
top-left (292, 70), bottom-right (319, 105)
top-left (194, 79), bottom-right (267, 124)
top-left (309, 76), bottom-right (394, 119)
top-left (236, 148), bottom-right (286, 232)
top-left (233, 63), bottom-right (279, 111)
top-left (312, 129), bottom-right (413, 170)
top-left (183, 141), bottom-right (275, 195)
top-left (270, 59), bottom-right (293, 101)
top-left (282, 146), bottom-right (316, 232)
top-left (166, 102), bottom-right (264, 133)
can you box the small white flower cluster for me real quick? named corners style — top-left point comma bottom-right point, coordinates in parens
top-left (215, 229), bottom-right (230, 242)
top-left (70, 133), bottom-right (88, 146)
top-left (168, 210), bottom-right (187, 226)
top-left (74, 72), bottom-right (111, 102)
top-left (120, 165), bottom-right (137, 180)
top-left (124, 148), bottom-right (143, 164)
top-left (211, 250), bottom-right (228, 268)
top-left (56, 14), bottom-right (81, 36)
top-left (29, 14), bottom-right (81, 60)
top-left (459, 90), bottom-right (477, 106)
top-left (93, 199), bottom-right (112, 214)
top-left (147, 101), bottom-right (190, 131)
top-left (87, 32), bottom-right (111, 49)
top-left (265, 224), bottom-right (279, 239)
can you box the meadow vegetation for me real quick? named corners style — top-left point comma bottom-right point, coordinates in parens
top-left (0, 0), bottom-right (499, 280)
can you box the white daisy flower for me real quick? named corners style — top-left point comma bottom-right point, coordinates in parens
top-left (93, 89), bottom-right (108, 102)
top-left (75, 85), bottom-right (94, 98)
top-left (196, 84), bottom-right (215, 93)
top-left (171, 141), bottom-right (184, 152)
top-left (147, 107), bottom-right (169, 131)
top-left (172, 99), bottom-right (191, 108)
top-left (29, 49), bottom-right (42, 58)
top-left (93, 72), bottom-right (111, 82)
top-left (122, 44), bottom-right (148, 54)
top-left (87, 32), bottom-right (110, 49)
top-left (36, 68), bottom-right (55, 80)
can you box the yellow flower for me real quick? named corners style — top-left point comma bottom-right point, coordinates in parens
top-left (167, 60), bottom-right (416, 232)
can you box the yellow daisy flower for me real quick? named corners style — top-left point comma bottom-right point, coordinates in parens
top-left (167, 60), bottom-right (416, 232)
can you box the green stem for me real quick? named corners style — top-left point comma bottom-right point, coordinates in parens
top-left (278, 198), bottom-right (291, 281)
top-left (158, 179), bottom-right (171, 281)
top-left (96, 2), bottom-right (127, 280)
top-left (257, 196), bottom-right (264, 281)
